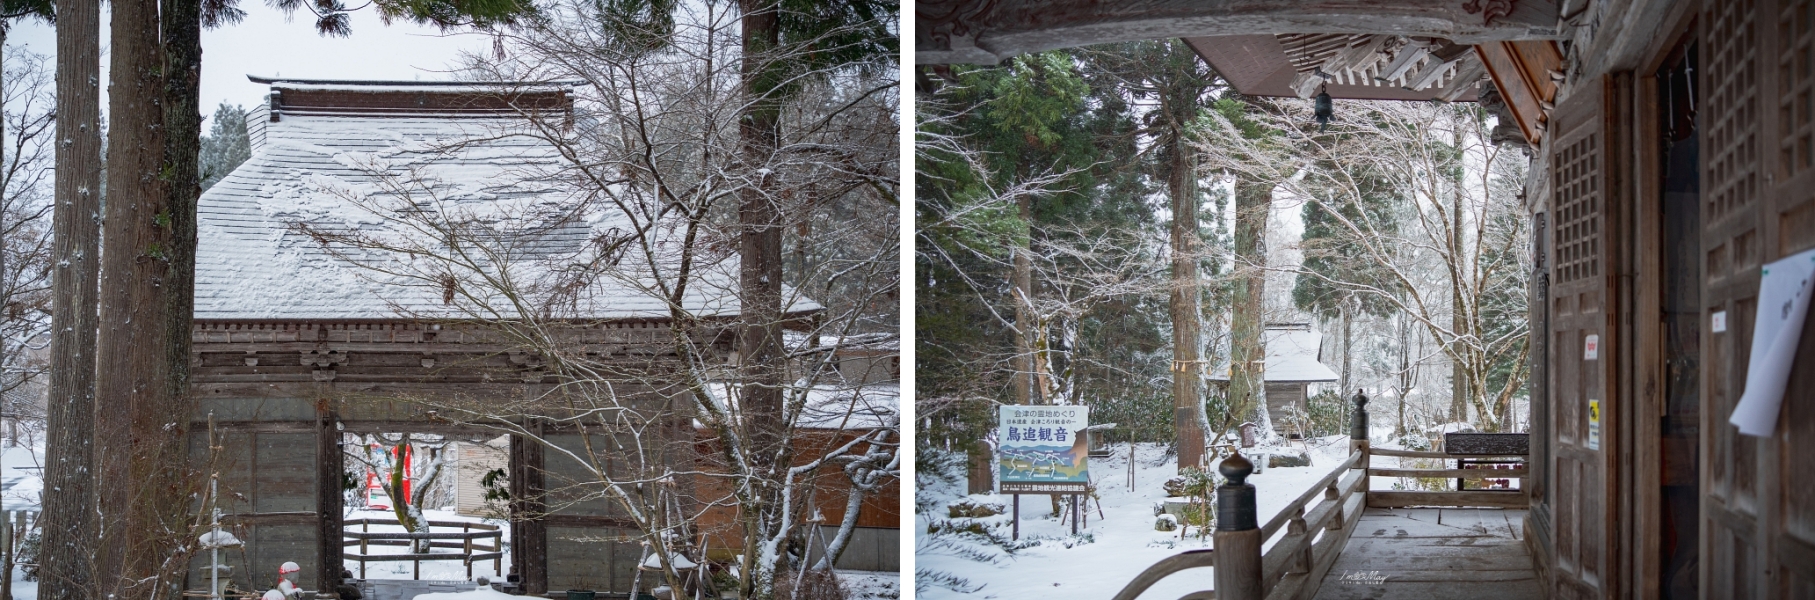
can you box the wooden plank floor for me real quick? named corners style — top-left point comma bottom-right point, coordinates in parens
top-left (1309, 507), bottom-right (1542, 600)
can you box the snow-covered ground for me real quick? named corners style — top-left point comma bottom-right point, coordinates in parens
top-left (343, 508), bottom-right (511, 582)
top-left (917, 438), bottom-right (1358, 600)
top-left (1, 447), bottom-right (42, 513)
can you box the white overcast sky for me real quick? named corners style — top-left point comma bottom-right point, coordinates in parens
top-left (11, 4), bottom-right (496, 126)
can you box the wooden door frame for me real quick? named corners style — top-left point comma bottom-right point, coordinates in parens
top-left (1628, 7), bottom-right (1701, 598)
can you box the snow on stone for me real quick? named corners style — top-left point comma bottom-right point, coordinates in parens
top-left (198, 529), bottom-right (244, 548)
top-left (640, 551), bottom-right (698, 570)
top-left (197, 84), bottom-right (820, 321)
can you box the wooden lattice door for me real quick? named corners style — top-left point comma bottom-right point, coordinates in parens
top-left (1547, 74), bottom-right (1625, 600)
top-left (1700, 0), bottom-right (1815, 596)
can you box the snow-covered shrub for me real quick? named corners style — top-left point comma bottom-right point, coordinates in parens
top-left (776, 569), bottom-right (845, 600)
top-left (1305, 391), bottom-right (1350, 437)
top-left (17, 527), bottom-right (38, 582)
top-left (946, 500), bottom-right (1002, 518)
top-left (1154, 514), bottom-right (1179, 531)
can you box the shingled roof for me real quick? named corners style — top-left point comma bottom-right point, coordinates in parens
top-left (195, 78), bottom-right (820, 321)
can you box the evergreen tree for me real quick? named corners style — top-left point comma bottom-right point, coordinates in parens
top-left (197, 102), bottom-right (249, 191)
top-left (1294, 156), bottom-right (1403, 395)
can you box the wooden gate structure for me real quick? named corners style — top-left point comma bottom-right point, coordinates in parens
top-left (187, 79), bottom-right (819, 596)
top-left (923, 0), bottom-right (1815, 597)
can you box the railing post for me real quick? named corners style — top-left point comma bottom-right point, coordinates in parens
top-left (1352, 390), bottom-right (1370, 504)
top-left (1213, 453), bottom-right (1262, 600)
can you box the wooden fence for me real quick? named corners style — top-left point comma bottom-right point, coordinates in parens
top-left (1111, 393), bottom-right (1530, 600)
top-left (343, 518), bottom-right (503, 580)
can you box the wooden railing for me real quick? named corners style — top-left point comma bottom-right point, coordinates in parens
top-left (1364, 435), bottom-right (1529, 509)
top-left (1112, 392), bottom-right (1530, 600)
top-left (343, 518), bottom-right (504, 580)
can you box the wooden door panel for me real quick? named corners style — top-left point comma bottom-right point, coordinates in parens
top-left (1549, 73), bottom-right (1618, 600)
top-left (1701, 0), bottom-right (1815, 595)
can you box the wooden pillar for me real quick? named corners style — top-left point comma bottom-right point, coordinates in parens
top-left (1212, 453), bottom-right (1261, 600)
top-left (510, 419), bottom-right (547, 596)
top-left (317, 406), bottom-right (344, 593)
top-left (1350, 390), bottom-right (1371, 455)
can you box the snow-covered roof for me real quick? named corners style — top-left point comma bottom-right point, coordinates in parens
top-left (1209, 327), bottom-right (1340, 383)
top-left (783, 331), bottom-right (901, 353)
top-left (699, 382), bottom-right (898, 431)
top-left (799, 383), bottom-right (899, 430)
top-left (195, 79), bottom-right (820, 321)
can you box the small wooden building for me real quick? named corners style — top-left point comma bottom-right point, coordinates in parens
top-left (1210, 323), bottom-right (1340, 434)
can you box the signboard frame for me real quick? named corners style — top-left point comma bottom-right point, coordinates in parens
top-left (997, 405), bottom-right (1090, 494)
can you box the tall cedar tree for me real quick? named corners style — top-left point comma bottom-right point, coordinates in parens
top-left (1088, 41), bottom-right (1220, 468)
top-left (86, 0), bottom-right (536, 596)
top-left (728, 1), bottom-right (892, 595)
top-left (38, 0), bottom-right (104, 595)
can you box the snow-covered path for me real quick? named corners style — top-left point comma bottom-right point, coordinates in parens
top-left (918, 440), bottom-right (1359, 600)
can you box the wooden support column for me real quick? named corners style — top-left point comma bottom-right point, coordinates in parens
top-left (317, 404), bottom-right (343, 592)
top-left (510, 418), bottom-right (547, 596)
top-left (1212, 453), bottom-right (1261, 600)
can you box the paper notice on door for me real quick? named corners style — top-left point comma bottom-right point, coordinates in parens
top-left (1588, 399), bottom-right (1600, 450)
top-left (1729, 248), bottom-right (1815, 437)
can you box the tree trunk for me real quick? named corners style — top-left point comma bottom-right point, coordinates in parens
top-left (966, 445), bottom-right (992, 494)
top-left (1013, 194), bottom-right (1035, 406)
top-left (1168, 131), bottom-right (1205, 469)
top-left (0, 24), bottom-right (8, 449)
top-left (93, 0), bottom-right (174, 594)
top-left (1229, 177), bottom-right (1270, 436)
top-left (1340, 302), bottom-right (1353, 395)
top-left (1395, 313), bottom-right (1410, 438)
top-left (1448, 123), bottom-right (1470, 426)
top-left (37, 0), bottom-right (103, 593)
top-left (136, 2), bottom-right (203, 596)
top-left (736, 0), bottom-right (787, 596)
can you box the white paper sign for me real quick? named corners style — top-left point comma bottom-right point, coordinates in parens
top-left (1713, 311), bottom-right (1728, 333)
top-left (1729, 248), bottom-right (1815, 436)
top-left (1584, 335), bottom-right (1599, 360)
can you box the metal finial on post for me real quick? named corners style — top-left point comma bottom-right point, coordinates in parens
top-left (1213, 452), bottom-right (1262, 600)
top-left (1350, 389), bottom-right (1371, 460)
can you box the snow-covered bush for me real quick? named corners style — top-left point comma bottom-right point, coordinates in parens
top-left (1154, 514), bottom-right (1179, 531)
top-left (776, 569), bottom-right (845, 600)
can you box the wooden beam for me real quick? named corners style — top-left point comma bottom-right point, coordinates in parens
top-left (317, 406), bottom-right (344, 592)
top-left (1365, 490), bottom-right (1529, 508)
top-left (1369, 467), bottom-right (1529, 479)
top-left (1476, 40), bottom-right (1563, 143)
top-left (1369, 447), bottom-right (1527, 460)
top-left (918, 0), bottom-right (1562, 64)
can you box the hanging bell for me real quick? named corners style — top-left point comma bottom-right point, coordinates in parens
top-left (1314, 90), bottom-right (1334, 132)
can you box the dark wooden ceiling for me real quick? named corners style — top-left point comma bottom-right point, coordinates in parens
top-left (1185, 34), bottom-right (1484, 102)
